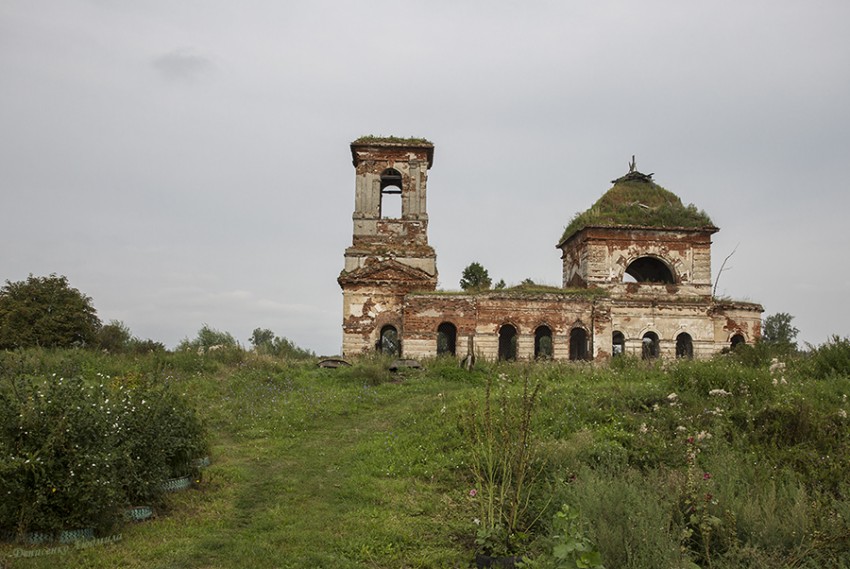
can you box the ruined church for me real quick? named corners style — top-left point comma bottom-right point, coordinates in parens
top-left (338, 137), bottom-right (762, 361)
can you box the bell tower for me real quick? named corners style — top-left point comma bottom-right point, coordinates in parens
top-left (338, 137), bottom-right (438, 356)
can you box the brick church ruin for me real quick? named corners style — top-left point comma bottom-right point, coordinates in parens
top-left (338, 137), bottom-right (762, 361)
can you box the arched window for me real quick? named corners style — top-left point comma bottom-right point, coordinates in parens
top-left (642, 331), bottom-right (660, 360)
top-left (498, 324), bottom-right (518, 361)
top-left (437, 322), bottom-right (457, 356)
top-left (569, 328), bottom-right (589, 361)
top-left (676, 332), bottom-right (693, 359)
top-left (624, 257), bottom-right (675, 284)
top-left (534, 326), bottom-right (553, 359)
top-left (379, 325), bottom-right (400, 357)
top-left (612, 331), bottom-right (625, 357)
top-left (730, 333), bottom-right (746, 349)
top-left (380, 168), bottom-right (402, 219)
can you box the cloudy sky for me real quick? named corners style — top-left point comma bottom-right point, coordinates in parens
top-left (2, 1), bottom-right (848, 355)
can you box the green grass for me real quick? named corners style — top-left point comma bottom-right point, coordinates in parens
top-left (2, 349), bottom-right (850, 568)
top-left (351, 135), bottom-right (433, 146)
top-left (559, 176), bottom-right (714, 244)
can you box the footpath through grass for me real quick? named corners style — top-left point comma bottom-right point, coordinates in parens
top-left (2, 355), bottom-right (478, 568)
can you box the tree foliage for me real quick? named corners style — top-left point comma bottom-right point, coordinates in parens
top-left (178, 324), bottom-right (237, 351)
top-left (460, 262), bottom-right (492, 292)
top-left (97, 320), bottom-right (165, 354)
top-left (0, 274), bottom-right (101, 349)
top-left (761, 312), bottom-right (799, 351)
top-left (249, 327), bottom-right (315, 359)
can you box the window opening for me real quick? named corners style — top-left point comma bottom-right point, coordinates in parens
top-left (380, 168), bottom-right (402, 219)
top-left (534, 326), bottom-right (553, 359)
top-left (379, 325), bottom-right (400, 357)
top-left (612, 331), bottom-right (625, 357)
top-left (437, 322), bottom-right (457, 356)
top-left (642, 331), bottom-right (660, 359)
top-left (676, 332), bottom-right (694, 359)
top-left (730, 334), bottom-right (745, 349)
top-left (498, 324), bottom-right (518, 361)
top-left (624, 257), bottom-right (675, 284)
top-left (569, 328), bottom-right (589, 361)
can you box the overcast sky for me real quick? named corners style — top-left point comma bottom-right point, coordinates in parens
top-left (2, 1), bottom-right (849, 355)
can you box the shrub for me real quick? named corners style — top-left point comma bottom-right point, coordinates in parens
top-left (461, 372), bottom-right (543, 555)
top-left (801, 335), bottom-right (850, 379)
top-left (0, 372), bottom-right (207, 538)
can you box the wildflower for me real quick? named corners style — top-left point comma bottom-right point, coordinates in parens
top-left (473, 518), bottom-right (481, 525)
top-left (469, 488), bottom-right (477, 497)
top-left (708, 389), bottom-right (731, 397)
top-left (838, 409), bottom-right (847, 419)
top-left (667, 393), bottom-right (678, 402)
top-left (703, 472), bottom-right (711, 480)
top-left (639, 423), bottom-right (648, 434)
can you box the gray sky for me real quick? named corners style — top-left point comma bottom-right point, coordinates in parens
top-left (2, 1), bottom-right (849, 355)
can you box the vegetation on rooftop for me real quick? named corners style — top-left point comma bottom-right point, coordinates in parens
top-left (560, 175), bottom-right (714, 244)
top-left (352, 135), bottom-right (433, 146)
top-left (416, 284), bottom-right (608, 298)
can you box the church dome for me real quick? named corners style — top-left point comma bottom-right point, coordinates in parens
top-left (558, 166), bottom-right (714, 245)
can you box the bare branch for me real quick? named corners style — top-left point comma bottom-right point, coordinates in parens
top-left (713, 243), bottom-right (739, 297)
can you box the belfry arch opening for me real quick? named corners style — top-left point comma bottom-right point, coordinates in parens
top-left (437, 322), bottom-right (457, 356)
top-left (380, 168), bottom-right (402, 219)
top-left (625, 256), bottom-right (675, 284)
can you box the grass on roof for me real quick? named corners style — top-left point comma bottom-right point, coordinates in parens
top-left (352, 135), bottom-right (433, 146)
top-left (559, 178), bottom-right (714, 243)
top-left (416, 284), bottom-right (608, 298)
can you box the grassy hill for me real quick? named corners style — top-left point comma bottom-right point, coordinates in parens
top-left (2, 343), bottom-right (850, 568)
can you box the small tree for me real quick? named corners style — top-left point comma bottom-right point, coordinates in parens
top-left (178, 324), bottom-right (237, 351)
top-left (761, 312), bottom-right (799, 352)
top-left (97, 320), bottom-right (133, 352)
top-left (249, 328), bottom-right (276, 349)
top-left (460, 262), bottom-right (492, 292)
top-left (0, 274), bottom-right (101, 349)
top-left (249, 327), bottom-right (315, 359)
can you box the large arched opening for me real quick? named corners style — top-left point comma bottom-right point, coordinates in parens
top-left (437, 322), bottom-right (457, 356)
top-left (624, 257), bottom-right (675, 284)
top-left (730, 333), bottom-right (746, 349)
top-left (676, 332), bottom-right (694, 359)
top-left (498, 324), bottom-right (518, 361)
top-left (569, 328), bottom-right (589, 361)
top-left (612, 331), bottom-right (626, 357)
top-left (378, 325), bottom-right (400, 357)
top-left (642, 331), bottom-right (660, 360)
top-left (534, 325), bottom-right (553, 359)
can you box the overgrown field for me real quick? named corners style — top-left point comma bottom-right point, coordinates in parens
top-left (2, 342), bottom-right (850, 568)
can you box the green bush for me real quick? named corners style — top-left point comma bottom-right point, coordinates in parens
top-left (800, 336), bottom-right (850, 380)
top-left (0, 372), bottom-right (207, 538)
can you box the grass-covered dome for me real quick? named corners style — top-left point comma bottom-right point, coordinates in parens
top-left (559, 169), bottom-right (714, 244)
